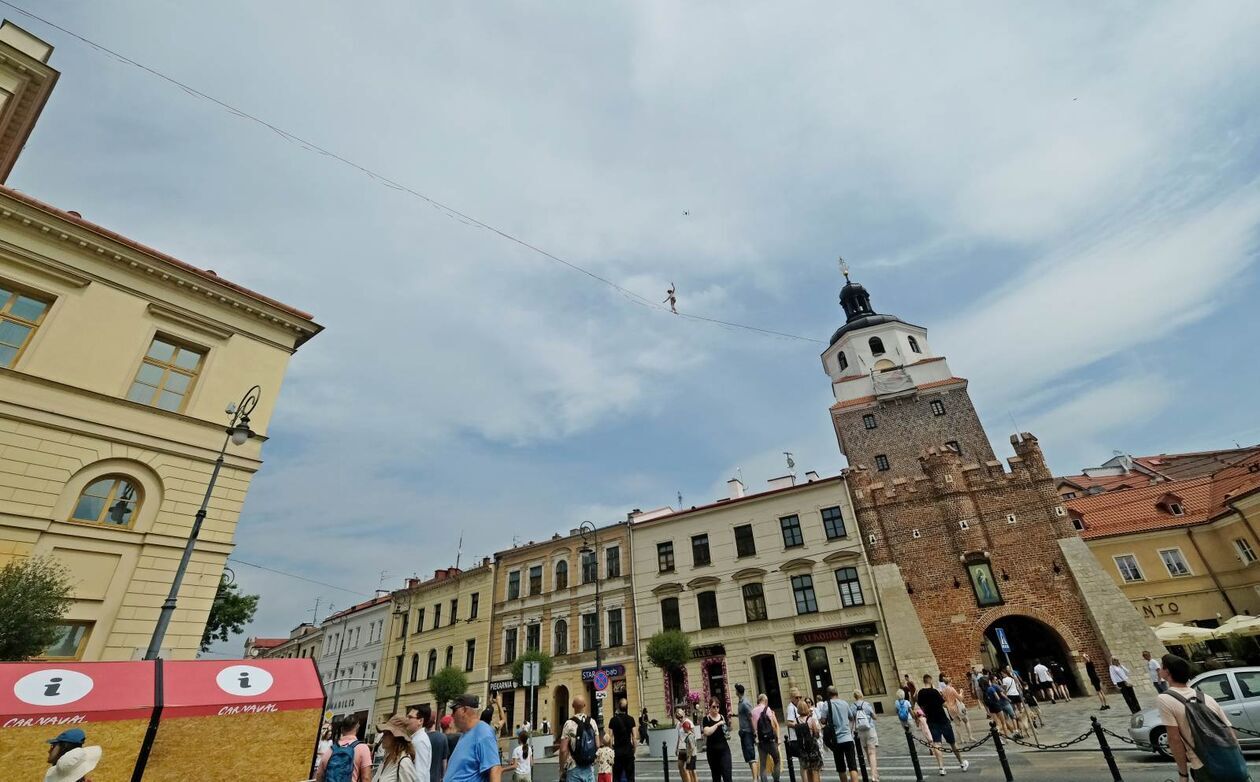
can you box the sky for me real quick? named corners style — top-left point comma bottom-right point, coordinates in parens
top-left (9, 2), bottom-right (1260, 652)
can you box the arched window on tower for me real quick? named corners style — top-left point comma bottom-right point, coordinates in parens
top-left (907, 336), bottom-right (921, 354)
top-left (868, 336), bottom-right (885, 356)
top-left (837, 351), bottom-right (848, 371)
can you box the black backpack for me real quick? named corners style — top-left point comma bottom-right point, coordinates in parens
top-left (572, 715), bottom-right (598, 767)
top-left (756, 708), bottom-right (775, 744)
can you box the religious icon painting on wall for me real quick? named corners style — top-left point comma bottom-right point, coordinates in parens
top-left (967, 561), bottom-right (1003, 607)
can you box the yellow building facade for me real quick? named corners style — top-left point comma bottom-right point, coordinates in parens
top-left (630, 475), bottom-right (899, 718)
top-left (489, 522), bottom-right (640, 735)
top-left (374, 561), bottom-right (496, 719)
top-left (0, 24), bottom-right (320, 660)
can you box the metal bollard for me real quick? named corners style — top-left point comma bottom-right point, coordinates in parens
top-left (989, 720), bottom-right (1013, 782)
top-left (1091, 716), bottom-right (1122, 782)
top-left (856, 734), bottom-right (870, 782)
top-left (902, 724), bottom-right (924, 782)
top-left (662, 741), bottom-right (670, 782)
top-left (786, 742), bottom-right (797, 782)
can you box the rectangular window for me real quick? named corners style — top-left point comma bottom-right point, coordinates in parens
top-left (504, 628), bottom-right (518, 663)
top-left (851, 640), bottom-right (886, 695)
top-left (1115, 554), bottom-right (1144, 582)
top-left (582, 550), bottom-right (598, 584)
top-left (0, 284), bottom-right (51, 368)
top-left (692, 534), bottom-right (711, 566)
top-left (792, 575), bottom-right (818, 615)
top-left (607, 608), bottom-right (624, 647)
top-left (414, 608), bottom-right (425, 635)
top-left (735, 524), bottom-right (757, 557)
top-left (835, 567), bottom-right (865, 607)
top-left (465, 639), bottom-right (476, 671)
top-left (661, 597), bottom-right (681, 631)
top-left (127, 336), bottom-right (205, 412)
top-left (469, 593), bottom-right (480, 619)
top-left (657, 541), bottom-right (675, 573)
top-left (433, 604), bottom-right (441, 629)
top-left (526, 623), bottom-right (541, 652)
top-left (875, 454), bottom-right (890, 472)
top-left (39, 622), bottom-right (92, 660)
top-left (1160, 548), bottom-right (1192, 577)
top-left (930, 400), bottom-right (946, 416)
top-left (821, 506), bottom-right (846, 540)
top-left (450, 598), bottom-right (458, 624)
top-left (742, 583), bottom-right (768, 622)
top-left (698, 591), bottom-right (720, 629)
top-left (1236, 539), bottom-right (1257, 564)
top-left (862, 414), bottom-right (877, 430)
top-left (507, 570), bottom-right (521, 599)
top-left (606, 546), bottom-right (621, 579)
top-left (780, 515), bottom-right (804, 548)
top-left (529, 565), bottom-right (543, 595)
top-left (946, 440), bottom-right (961, 455)
top-left (582, 612), bottom-right (599, 651)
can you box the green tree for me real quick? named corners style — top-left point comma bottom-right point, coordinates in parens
top-left (511, 650), bottom-right (553, 686)
top-left (645, 629), bottom-right (691, 672)
top-left (200, 577), bottom-right (259, 653)
top-left (0, 556), bottom-right (73, 661)
top-left (431, 666), bottom-right (470, 714)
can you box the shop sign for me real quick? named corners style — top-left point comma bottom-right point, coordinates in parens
top-left (792, 622), bottom-right (878, 645)
top-left (1141, 602), bottom-right (1180, 618)
top-left (691, 644), bottom-right (726, 659)
top-left (489, 679), bottom-right (519, 692)
top-left (581, 664), bottom-right (625, 680)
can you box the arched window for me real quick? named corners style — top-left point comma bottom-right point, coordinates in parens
top-left (555, 560), bottom-right (568, 590)
top-left (907, 335), bottom-right (921, 354)
top-left (72, 475), bottom-right (142, 527)
top-left (445, 645), bottom-right (454, 669)
top-left (409, 652), bottom-right (419, 682)
top-left (837, 351), bottom-right (848, 371)
top-left (868, 336), bottom-right (885, 356)
top-left (426, 649), bottom-right (438, 678)
top-left (554, 619), bottom-right (568, 655)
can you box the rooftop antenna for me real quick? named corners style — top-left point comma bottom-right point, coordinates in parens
top-left (378, 570), bottom-right (390, 589)
top-left (736, 466), bottom-right (744, 483)
top-left (310, 596), bottom-right (321, 625)
top-left (455, 530), bottom-right (464, 569)
top-left (839, 255), bottom-right (850, 281)
top-left (677, 490), bottom-right (683, 507)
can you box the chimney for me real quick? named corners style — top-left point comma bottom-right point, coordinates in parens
top-left (406, 577), bottom-right (421, 589)
top-left (627, 508), bottom-right (642, 522)
top-left (727, 478), bottom-right (745, 500)
top-left (374, 589), bottom-right (390, 598)
top-left (805, 471), bottom-right (820, 482)
top-left (767, 474), bottom-right (797, 491)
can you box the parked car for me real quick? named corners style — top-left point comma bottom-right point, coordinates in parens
top-left (1130, 666), bottom-right (1260, 758)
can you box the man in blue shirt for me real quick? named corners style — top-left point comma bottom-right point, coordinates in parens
top-left (446, 694), bottom-right (503, 782)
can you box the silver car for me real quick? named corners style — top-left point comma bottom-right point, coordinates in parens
top-left (1130, 666), bottom-right (1260, 758)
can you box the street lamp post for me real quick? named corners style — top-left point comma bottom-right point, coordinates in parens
top-left (145, 385), bottom-right (261, 661)
top-left (391, 595), bottom-right (412, 716)
top-left (578, 520), bottom-right (603, 728)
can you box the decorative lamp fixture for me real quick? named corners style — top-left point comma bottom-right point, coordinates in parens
top-left (1052, 561), bottom-right (1062, 575)
top-left (1001, 569), bottom-right (1010, 581)
top-left (953, 576), bottom-right (961, 589)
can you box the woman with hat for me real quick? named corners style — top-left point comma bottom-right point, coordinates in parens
top-left (45, 728), bottom-right (102, 782)
top-left (376, 715), bottom-right (419, 782)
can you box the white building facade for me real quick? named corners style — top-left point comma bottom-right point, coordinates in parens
top-left (321, 595), bottom-right (392, 728)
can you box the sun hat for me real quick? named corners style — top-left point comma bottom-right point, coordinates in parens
top-left (46, 746), bottom-right (102, 782)
top-left (378, 714), bottom-right (410, 738)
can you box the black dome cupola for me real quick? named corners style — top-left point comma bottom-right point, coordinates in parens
top-left (828, 261), bottom-right (908, 346)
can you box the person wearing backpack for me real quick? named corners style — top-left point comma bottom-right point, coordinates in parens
top-left (751, 694), bottom-right (780, 782)
top-left (674, 705), bottom-right (699, 782)
top-left (318, 715), bottom-right (374, 782)
top-left (817, 686), bottom-right (858, 782)
top-left (795, 696), bottom-right (823, 782)
top-left (561, 695), bottom-right (602, 782)
top-left (851, 690), bottom-right (879, 782)
top-left (1158, 654), bottom-right (1248, 782)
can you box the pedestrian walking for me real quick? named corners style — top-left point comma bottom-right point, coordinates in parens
top-left (895, 690), bottom-right (913, 732)
top-left (43, 728), bottom-right (103, 782)
top-left (751, 695), bottom-right (780, 782)
top-left (510, 731), bottom-right (533, 782)
top-left (377, 717), bottom-right (420, 782)
top-left (423, 705), bottom-right (449, 782)
top-left (1158, 653), bottom-right (1247, 782)
top-left (941, 675), bottom-right (972, 742)
top-left (1110, 657), bottom-right (1142, 714)
top-left (318, 715), bottom-right (374, 782)
top-left (796, 697), bottom-right (823, 782)
top-left (1082, 653), bottom-right (1110, 710)
top-left (446, 695), bottom-right (503, 782)
top-left (1031, 660), bottom-right (1055, 704)
top-left (819, 685), bottom-right (859, 782)
top-left (608, 698), bottom-right (638, 782)
top-left (674, 706), bottom-right (699, 782)
top-left (784, 687), bottom-right (803, 760)
top-left (735, 684), bottom-right (757, 780)
top-left (1144, 650), bottom-right (1168, 694)
top-left (639, 709), bottom-right (651, 746)
top-left (916, 675), bottom-right (970, 777)
top-left (442, 715), bottom-right (463, 758)
top-left (902, 674), bottom-right (917, 699)
top-left (851, 690), bottom-right (879, 782)
top-left (981, 676), bottom-right (1018, 739)
top-left (595, 744), bottom-right (616, 782)
top-left (562, 696), bottom-right (602, 782)
top-left (1050, 661), bottom-right (1072, 702)
top-left (702, 697), bottom-right (734, 782)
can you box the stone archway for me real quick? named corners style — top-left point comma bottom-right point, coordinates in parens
top-left (977, 611), bottom-right (1080, 695)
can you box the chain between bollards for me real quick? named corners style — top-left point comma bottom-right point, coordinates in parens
top-left (902, 724), bottom-right (924, 782)
top-left (662, 741), bottom-right (670, 782)
top-left (989, 720), bottom-right (1014, 782)
top-left (1091, 716), bottom-right (1123, 782)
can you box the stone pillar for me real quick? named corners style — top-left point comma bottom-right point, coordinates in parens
top-left (871, 563), bottom-right (939, 684)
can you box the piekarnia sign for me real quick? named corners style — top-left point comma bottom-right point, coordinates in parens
top-left (792, 623), bottom-right (878, 645)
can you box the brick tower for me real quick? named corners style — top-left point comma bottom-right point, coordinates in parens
top-left (821, 267), bottom-right (1163, 696)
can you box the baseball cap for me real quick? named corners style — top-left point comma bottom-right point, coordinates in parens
top-left (47, 728), bottom-right (86, 745)
top-left (449, 694), bottom-right (480, 711)
top-left (440, 715), bottom-right (453, 729)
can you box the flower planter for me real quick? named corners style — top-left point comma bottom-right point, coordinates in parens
top-left (647, 725), bottom-right (679, 755)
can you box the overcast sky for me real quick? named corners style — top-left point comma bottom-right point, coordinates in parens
top-left (11, 2), bottom-right (1260, 651)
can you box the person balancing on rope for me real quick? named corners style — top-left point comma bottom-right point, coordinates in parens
top-left (664, 284), bottom-right (677, 314)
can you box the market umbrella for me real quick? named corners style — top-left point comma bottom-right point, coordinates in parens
top-left (1154, 621), bottom-right (1217, 645)
top-left (1215, 615), bottom-right (1260, 637)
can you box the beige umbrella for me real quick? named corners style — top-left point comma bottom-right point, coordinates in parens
top-left (1216, 615), bottom-right (1260, 637)
top-left (1154, 621), bottom-right (1217, 645)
